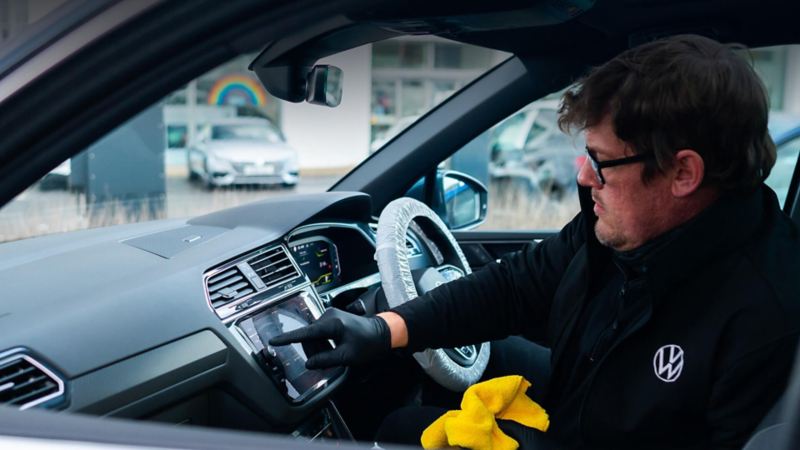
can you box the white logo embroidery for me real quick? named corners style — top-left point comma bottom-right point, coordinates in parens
top-left (653, 344), bottom-right (684, 383)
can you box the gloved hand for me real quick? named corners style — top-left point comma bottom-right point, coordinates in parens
top-left (496, 419), bottom-right (556, 450)
top-left (268, 308), bottom-right (391, 370)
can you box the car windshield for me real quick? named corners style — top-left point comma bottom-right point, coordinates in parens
top-left (210, 124), bottom-right (283, 142)
top-left (0, 36), bottom-right (508, 242)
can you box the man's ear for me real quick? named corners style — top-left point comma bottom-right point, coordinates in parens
top-left (671, 149), bottom-right (705, 197)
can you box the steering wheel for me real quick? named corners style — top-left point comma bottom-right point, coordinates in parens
top-left (375, 197), bottom-right (490, 392)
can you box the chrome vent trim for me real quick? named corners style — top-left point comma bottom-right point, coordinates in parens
top-left (206, 266), bottom-right (256, 309)
top-left (247, 245), bottom-right (301, 289)
top-left (205, 244), bottom-right (305, 321)
top-left (0, 352), bottom-right (65, 410)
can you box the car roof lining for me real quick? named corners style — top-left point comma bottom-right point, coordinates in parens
top-left (252, 0), bottom-right (800, 68)
top-left (249, 0), bottom-right (800, 105)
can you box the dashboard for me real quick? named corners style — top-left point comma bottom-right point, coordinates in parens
top-left (0, 191), bottom-right (461, 442)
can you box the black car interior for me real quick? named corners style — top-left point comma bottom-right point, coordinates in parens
top-left (2, 1), bottom-right (800, 449)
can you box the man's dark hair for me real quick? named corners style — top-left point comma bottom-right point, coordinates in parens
top-left (559, 34), bottom-right (776, 190)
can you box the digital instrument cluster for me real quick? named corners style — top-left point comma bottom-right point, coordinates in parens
top-left (289, 237), bottom-right (342, 291)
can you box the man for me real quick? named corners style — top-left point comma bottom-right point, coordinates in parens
top-left (271, 35), bottom-right (800, 449)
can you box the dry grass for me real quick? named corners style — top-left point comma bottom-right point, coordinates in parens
top-left (0, 194), bottom-right (165, 243)
top-left (480, 183), bottom-right (580, 231)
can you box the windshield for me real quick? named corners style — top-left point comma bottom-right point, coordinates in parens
top-left (0, 36), bottom-right (506, 242)
top-left (210, 124), bottom-right (283, 142)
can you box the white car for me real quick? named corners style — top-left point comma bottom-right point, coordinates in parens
top-left (187, 118), bottom-right (299, 188)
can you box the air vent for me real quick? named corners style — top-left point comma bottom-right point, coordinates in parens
top-left (405, 236), bottom-right (422, 256)
top-left (247, 246), bottom-right (301, 289)
top-left (369, 223), bottom-right (421, 256)
top-left (207, 266), bottom-right (256, 309)
top-left (0, 354), bottom-right (64, 410)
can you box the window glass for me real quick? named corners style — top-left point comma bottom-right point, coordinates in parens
top-left (209, 123), bottom-right (282, 143)
top-left (400, 80), bottom-right (426, 117)
top-left (447, 95), bottom-right (583, 231)
top-left (766, 133), bottom-right (800, 205)
top-left (0, 38), bottom-right (505, 242)
top-left (370, 37), bottom-right (509, 144)
top-left (434, 43), bottom-right (462, 69)
top-left (766, 106), bottom-right (800, 205)
top-left (754, 45), bottom-right (800, 208)
top-left (0, 0), bottom-right (70, 58)
top-left (444, 44), bottom-right (800, 231)
top-left (434, 43), bottom-right (495, 69)
top-left (373, 40), bottom-right (426, 68)
top-left (166, 125), bottom-right (188, 149)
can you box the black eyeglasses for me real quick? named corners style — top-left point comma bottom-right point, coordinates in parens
top-left (585, 149), bottom-right (651, 185)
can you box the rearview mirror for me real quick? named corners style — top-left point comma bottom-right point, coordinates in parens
top-left (306, 65), bottom-right (342, 107)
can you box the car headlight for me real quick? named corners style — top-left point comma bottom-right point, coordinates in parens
top-left (206, 154), bottom-right (233, 173)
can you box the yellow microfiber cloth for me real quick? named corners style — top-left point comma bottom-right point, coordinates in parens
top-left (420, 375), bottom-right (549, 450)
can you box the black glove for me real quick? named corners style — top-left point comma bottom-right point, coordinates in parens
top-left (497, 419), bottom-right (556, 450)
top-left (268, 308), bottom-right (391, 370)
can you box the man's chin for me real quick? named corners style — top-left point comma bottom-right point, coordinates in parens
top-left (595, 221), bottom-right (623, 250)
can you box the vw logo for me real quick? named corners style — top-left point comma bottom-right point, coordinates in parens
top-left (653, 344), bottom-right (684, 383)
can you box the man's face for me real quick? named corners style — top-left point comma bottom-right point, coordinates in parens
top-left (577, 116), bottom-right (674, 251)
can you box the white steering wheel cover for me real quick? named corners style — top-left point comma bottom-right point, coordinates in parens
top-left (376, 197), bottom-right (489, 392)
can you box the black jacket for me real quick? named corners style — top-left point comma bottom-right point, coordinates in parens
top-left (392, 185), bottom-right (800, 450)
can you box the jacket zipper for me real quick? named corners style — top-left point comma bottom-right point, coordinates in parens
top-left (576, 293), bottom-right (653, 445)
top-left (588, 284), bottom-right (625, 363)
top-left (588, 319), bottom-right (619, 363)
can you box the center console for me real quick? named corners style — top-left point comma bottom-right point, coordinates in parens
top-left (233, 290), bottom-right (345, 403)
top-left (205, 243), bottom-right (354, 441)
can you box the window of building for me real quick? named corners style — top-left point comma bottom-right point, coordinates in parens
top-left (369, 37), bottom-right (509, 145)
top-left (373, 40), bottom-right (427, 68)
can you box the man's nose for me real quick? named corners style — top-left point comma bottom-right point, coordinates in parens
top-left (576, 156), bottom-right (601, 188)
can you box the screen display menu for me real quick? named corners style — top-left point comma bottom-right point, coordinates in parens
top-left (237, 292), bottom-right (344, 401)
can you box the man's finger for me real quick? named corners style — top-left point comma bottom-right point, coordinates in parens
top-left (305, 348), bottom-right (347, 370)
top-left (269, 318), bottom-right (339, 346)
top-left (269, 323), bottom-right (329, 345)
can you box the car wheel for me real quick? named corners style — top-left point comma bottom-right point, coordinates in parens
top-left (540, 180), bottom-right (564, 200)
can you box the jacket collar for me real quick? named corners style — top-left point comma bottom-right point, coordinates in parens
top-left (581, 185), bottom-right (772, 306)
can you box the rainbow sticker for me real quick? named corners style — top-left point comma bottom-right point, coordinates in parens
top-left (207, 74), bottom-right (268, 106)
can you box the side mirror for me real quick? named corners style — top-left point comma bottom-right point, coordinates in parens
top-left (306, 65), bottom-right (343, 107)
top-left (442, 171), bottom-right (488, 230)
top-left (405, 170), bottom-right (488, 230)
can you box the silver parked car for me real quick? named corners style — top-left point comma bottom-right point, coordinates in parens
top-left (489, 99), bottom-right (584, 197)
top-left (187, 117), bottom-right (299, 188)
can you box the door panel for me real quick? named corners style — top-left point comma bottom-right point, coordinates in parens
top-left (453, 230), bottom-right (557, 269)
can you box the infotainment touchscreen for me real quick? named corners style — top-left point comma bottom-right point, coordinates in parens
top-left (237, 292), bottom-right (344, 402)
